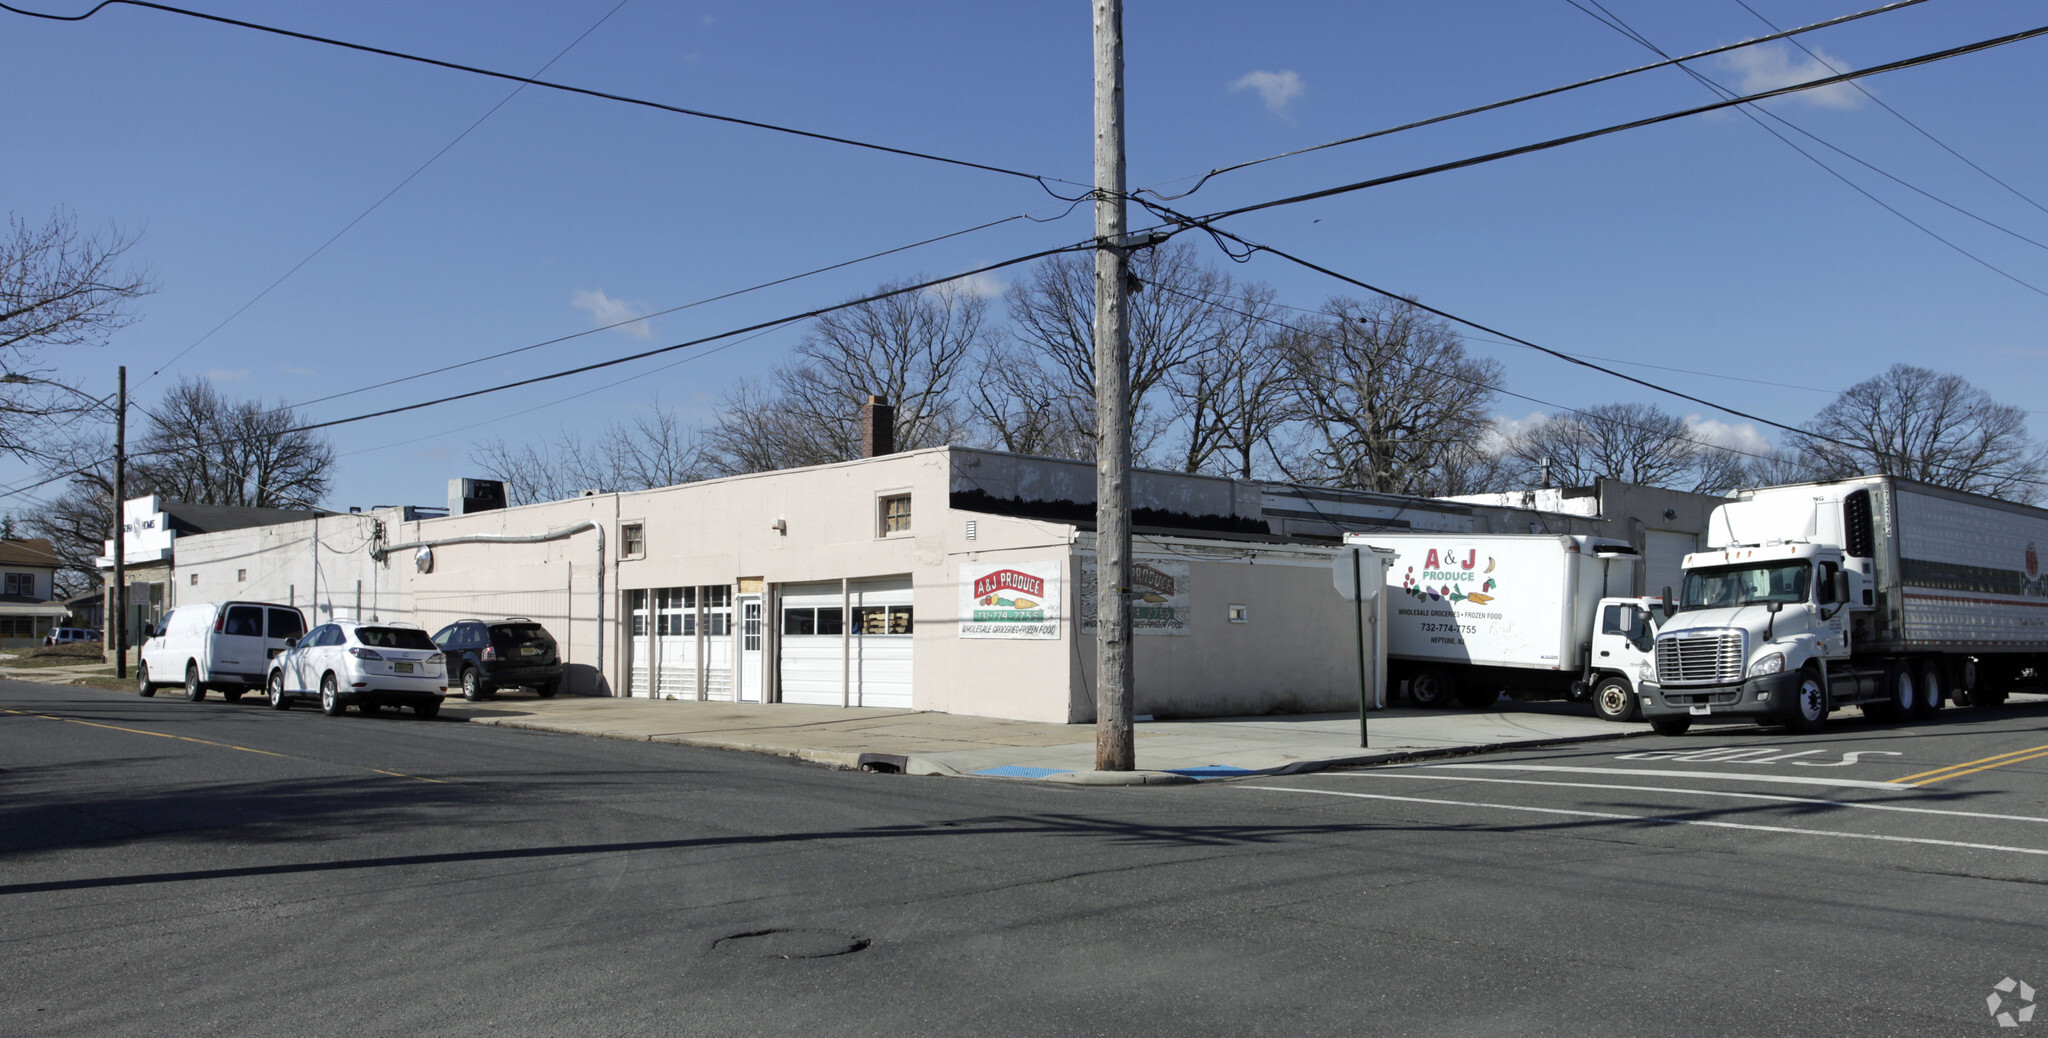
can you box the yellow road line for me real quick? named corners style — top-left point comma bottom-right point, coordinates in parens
top-left (1892, 744), bottom-right (2048, 785)
top-left (2, 707), bottom-right (445, 783)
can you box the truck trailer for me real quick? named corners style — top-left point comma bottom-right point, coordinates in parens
top-left (1641, 475), bottom-right (2048, 735)
top-left (1348, 532), bottom-right (1660, 720)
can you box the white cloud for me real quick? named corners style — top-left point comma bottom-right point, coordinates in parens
top-left (206, 368), bottom-right (250, 381)
top-left (935, 270), bottom-right (1006, 300)
top-left (1231, 69), bottom-right (1304, 116)
top-left (1684, 414), bottom-right (1774, 455)
top-left (279, 365), bottom-right (317, 377)
top-left (1488, 410), bottom-right (1551, 446)
top-left (1717, 43), bottom-right (1863, 109)
top-left (571, 288), bottom-right (654, 341)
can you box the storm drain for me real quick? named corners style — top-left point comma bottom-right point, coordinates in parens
top-left (714, 928), bottom-right (870, 959)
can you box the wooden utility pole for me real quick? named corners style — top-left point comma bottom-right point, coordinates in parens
top-left (113, 365), bottom-right (127, 680)
top-left (1093, 0), bottom-right (1135, 771)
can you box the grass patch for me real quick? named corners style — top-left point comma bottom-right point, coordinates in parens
top-left (5, 643), bottom-right (107, 663)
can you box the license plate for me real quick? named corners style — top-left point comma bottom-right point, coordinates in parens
top-left (1689, 704), bottom-right (1710, 716)
top-left (520, 646), bottom-right (539, 657)
top-left (394, 662), bottom-right (414, 674)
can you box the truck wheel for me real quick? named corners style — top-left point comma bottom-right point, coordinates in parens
top-left (1593, 676), bottom-right (1639, 722)
top-left (1912, 661), bottom-right (1944, 720)
top-left (1785, 667), bottom-right (1829, 734)
top-left (1884, 665), bottom-right (1916, 724)
top-left (1408, 669), bottom-right (1457, 709)
top-left (1650, 717), bottom-right (1692, 737)
top-left (137, 663), bottom-right (155, 698)
top-left (184, 663), bottom-right (206, 702)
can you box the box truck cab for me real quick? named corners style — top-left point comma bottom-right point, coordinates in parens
top-left (1641, 476), bottom-right (2048, 735)
top-left (1349, 532), bottom-right (1663, 721)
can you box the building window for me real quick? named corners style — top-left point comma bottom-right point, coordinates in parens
top-left (237, 569), bottom-right (247, 582)
top-left (854, 604), bottom-right (913, 635)
top-left (3, 572), bottom-right (31, 596)
top-left (781, 606), bottom-right (845, 636)
top-left (621, 522), bottom-right (645, 558)
top-left (879, 494), bottom-right (911, 536)
top-left (190, 573), bottom-right (198, 586)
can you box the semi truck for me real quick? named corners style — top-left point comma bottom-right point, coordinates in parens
top-left (1346, 532), bottom-right (1662, 721)
top-left (1640, 475), bottom-right (2048, 736)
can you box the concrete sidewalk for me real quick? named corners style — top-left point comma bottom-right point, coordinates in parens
top-left (442, 693), bottom-right (1649, 783)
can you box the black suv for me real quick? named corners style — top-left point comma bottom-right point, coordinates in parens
top-left (431, 618), bottom-right (564, 700)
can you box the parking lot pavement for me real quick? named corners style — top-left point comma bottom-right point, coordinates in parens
top-left (443, 693), bottom-right (1651, 781)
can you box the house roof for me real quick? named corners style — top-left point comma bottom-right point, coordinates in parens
top-left (0, 538), bottom-right (60, 568)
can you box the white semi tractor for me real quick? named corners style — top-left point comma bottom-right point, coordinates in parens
top-left (1346, 532), bottom-right (1663, 721)
top-left (1641, 475), bottom-right (2048, 735)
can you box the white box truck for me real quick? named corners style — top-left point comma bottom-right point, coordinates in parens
top-left (1346, 532), bottom-right (1661, 720)
top-left (1641, 475), bottom-right (2048, 735)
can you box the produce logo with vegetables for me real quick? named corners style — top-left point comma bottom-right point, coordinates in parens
top-left (2025, 542), bottom-right (2047, 598)
top-left (962, 561), bottom-right (1062, 639)
top-left (1131, 564), bottom-right (1178, 624)
top-left (1400, 546), bottom-right (1499, 604)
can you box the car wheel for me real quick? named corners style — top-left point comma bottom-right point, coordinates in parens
top-left (268, 671), bottom-right (290, 711)
top-left (1785, 667), bottom-right (1829, 734)
top-left (1650, 717), bottom-right (1692, 737)
top-left (461, 668), bottom-right (485, 701)
top-left (536, 680), bottom-right (559, 699)
top-left (1913, 661), bottom-right (1944, 720)
top-left (185, 663), bottom-right (206, 702)
top-left (137, 662), bottom-right (156, 698)
top-left (1593, 675), bottom-right (1638, 722)
top-left (1408, 669), bottom-right (1456, 709)
top-left (415, 700), bottom-right (441, 720)
top-left (320, 673), bottom-right (345, 717)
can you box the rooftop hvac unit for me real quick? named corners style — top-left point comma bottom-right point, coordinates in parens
top-left (448, 478), bottom-right (507, 516)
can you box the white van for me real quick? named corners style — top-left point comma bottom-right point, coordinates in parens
top-left (139, 601), bottom-right (308, 702)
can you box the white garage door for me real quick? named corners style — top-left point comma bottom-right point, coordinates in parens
top-left (1645, 529), bottom-right (1698, 600)
top-left (779, 577), bottom-right (914, 709)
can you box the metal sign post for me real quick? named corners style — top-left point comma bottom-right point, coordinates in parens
top-left (1334, 545), bottom-right (1373, 748)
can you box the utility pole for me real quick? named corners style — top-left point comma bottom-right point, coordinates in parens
top-left (113, 365), bottom-right (127, 680)
top-left (1093, 0), bottom-right (1135, 771)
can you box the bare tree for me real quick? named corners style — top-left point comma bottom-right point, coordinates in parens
top-left (1164, 282), bottom-right (1292, 478)
top-left (1502, 402), bottom-right (1743, 493)
top-left (1277, 295), bottom-right (1504, 495)
top-left (470, 398), bottom-right (710, 505)
top-left (702, 278), bottom-right (989, 474)
top-left (1795, 364), bottom-right (2046, 501)
top-left (991, 241), bottom-right (1246, 462)
top-left (1, 209), bottom-right (154, 461)
top-left (131, 378), bottom-right (333, 509)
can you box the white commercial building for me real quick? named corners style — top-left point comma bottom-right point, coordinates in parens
top-left (158, 447), bottom-right (1386, 724)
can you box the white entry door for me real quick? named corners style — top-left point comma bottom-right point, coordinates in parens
top-left (737, 595), bottom-right (764, 703)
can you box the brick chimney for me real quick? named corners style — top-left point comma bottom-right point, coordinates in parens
top-left (859, 394), bottom-right (895, 458)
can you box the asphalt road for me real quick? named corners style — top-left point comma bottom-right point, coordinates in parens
top-left (6, 679), bottom-right (2048, 1037)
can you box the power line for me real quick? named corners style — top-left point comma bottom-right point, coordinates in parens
top-left (1732, 0), bottom-right (2048, 220)
top-left (1185, 20), bottom-right (2048, 226)
top-left (0, 0), bottom-right (1085, 195)
top-left (139, 0), bottom-right (639, 389)
top-left (1566, 0), bottom-right (2048, 300)
top-left (1134, 0), bottom-right (1935, 202)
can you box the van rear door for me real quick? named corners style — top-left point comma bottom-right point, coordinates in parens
top-left (213, 604), bottom-right (267, 684)
top-left (266, 607), bottom-right (306, 667)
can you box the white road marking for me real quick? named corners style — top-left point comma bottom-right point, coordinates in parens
top-left (1340, 771), bottom-right (2048, 824)
top-left (1242, 785), bottom-right (2048, 857)
top-left (1395, 763), bottom-right (1912, 790)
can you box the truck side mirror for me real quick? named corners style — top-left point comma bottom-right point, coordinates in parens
top-left (1833, 571), bottom-right (1850, 604)
top-left (1660, 586), bottom-right (1675, 620)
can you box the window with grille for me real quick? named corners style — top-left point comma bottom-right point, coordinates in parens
top-left (879, 494), bottom-right (911, 536)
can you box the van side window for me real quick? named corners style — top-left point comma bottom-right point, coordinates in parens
top-left (224, 606), bottom-right (264, 637)
top-left (269, 609), bottom-right (305, 641)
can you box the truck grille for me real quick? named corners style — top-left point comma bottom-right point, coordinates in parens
top-left (1656, 630), bottom-right (1745, 686)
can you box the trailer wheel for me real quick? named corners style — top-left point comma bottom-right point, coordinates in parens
top-left (1912, 661), bottom-right (1944, 720)
top-left (1408, 669), bottom-right (1457, 709)
top-left (1592, 675), bottom-right (1639, 722)
top-left (1786, 666), bottom-right (1829, 734)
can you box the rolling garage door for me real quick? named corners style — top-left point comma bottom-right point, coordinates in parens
top-left (779, 577), bottom-right (913, 709)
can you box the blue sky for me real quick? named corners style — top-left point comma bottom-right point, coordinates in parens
top-left (5, 0), bottom-right (2047, 510)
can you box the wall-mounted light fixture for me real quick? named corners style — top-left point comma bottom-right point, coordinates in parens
top-left (772, 518), bottom-right (788, 535)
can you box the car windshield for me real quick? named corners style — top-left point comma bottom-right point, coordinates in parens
top-left (1679, 561), bottom-right (1811, 612)
top-left (355, 627), bottom-right (437, 650)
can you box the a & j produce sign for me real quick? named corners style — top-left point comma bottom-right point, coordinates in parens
top-left (960, 561), bottom-right (1062, 639)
